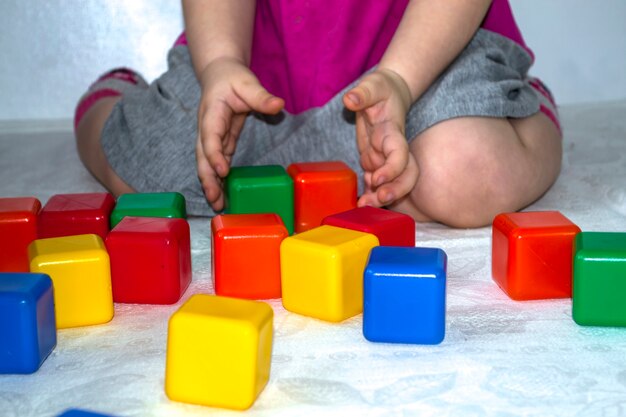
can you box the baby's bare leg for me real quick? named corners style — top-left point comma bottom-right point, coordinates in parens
top-left (75, 97), bottom-right (135, 196)
top-left (391, 112), bottom-right (562, 228)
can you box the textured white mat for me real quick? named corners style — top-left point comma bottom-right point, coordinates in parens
top-left (1, 101), bottom-right (626, 417)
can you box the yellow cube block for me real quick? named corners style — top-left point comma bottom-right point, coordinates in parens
top-left (280, 225), bottom-right (379, 322)
top-left (165, 294), bottom-right (274, 410)
top-left (28, 234), bottom-right (113, 328)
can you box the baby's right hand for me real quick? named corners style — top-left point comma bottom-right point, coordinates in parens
top-left (195, 57), bottom-right (284, 211)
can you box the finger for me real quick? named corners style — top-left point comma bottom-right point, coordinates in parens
top-left (370, 135), bottom-right (409, 188)
top-left (236, 83), bottom-right (284, 115)
top-left (375, 153), bottom-right (419, 206)
top-left (195, 139), bottom-right (225, 211)
top-left (199, 102), bottom-right (232, 178)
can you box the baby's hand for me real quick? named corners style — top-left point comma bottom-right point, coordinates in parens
top-left (343, 69), bottom-right (419, 208)
top-left (195, 57), bottom-right (284, 211)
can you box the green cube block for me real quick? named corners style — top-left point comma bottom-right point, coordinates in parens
top-left (573, 232), bottom-right (626, 327)
top-left (225, 165), bottom-right (294, 234)
top-left (111, 192), bottom-right (187, 228)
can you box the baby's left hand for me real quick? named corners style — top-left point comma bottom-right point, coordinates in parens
top-left (343, 69), bottom-right (419, 207)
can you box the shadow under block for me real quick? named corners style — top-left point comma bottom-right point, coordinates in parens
top-left (28, 234), bottom-right (114, 328)
top-left (363, 247), bottom-right (447, 344)
top-left (0, 197), bottom-right (41, 272)
top-left (110, 192), bottom-right (187, 228)
top-left (224, 165), bottom-right (294, 235)
top-left (212, 213), bottom-right (288, 299)
top-left (491, 211), bottom-right (581, 300)
top-left (287, 161), bottom-right (357, 233)
top-left (56, 410), bottom-right (117, 417)
top-left (0, 273), bottom-right (56, 374)
top-left (280, 225), bottom-right (379, 322)
top-left (322, 206), bottom-right (416, 247)
top-left (573, 232), bottom-right (626, 327)
top-left (165, 294), bottom-right (273, 410)
top-left (38, 192), bottom-right (115, 240)
top-left (106, 217), bottom-right (192, 304)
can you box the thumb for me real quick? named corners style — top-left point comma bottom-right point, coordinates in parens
top-left (343, 74), bottom-right (388, 111)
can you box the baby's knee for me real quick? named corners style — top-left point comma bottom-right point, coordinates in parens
top-left (405, 122), bottom-right (535, 228)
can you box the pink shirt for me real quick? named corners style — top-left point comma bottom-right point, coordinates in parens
top-left (178, 0), bottom-right (529, 114)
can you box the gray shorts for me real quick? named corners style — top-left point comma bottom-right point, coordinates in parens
top-left (101, 29), bottom-right (557, 216)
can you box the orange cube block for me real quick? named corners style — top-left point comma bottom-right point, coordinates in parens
top-left (492, 211), bottom-right (581, 300)
top-left (287, 161), bottom-right (357, 233)
top-left (0, 197), bottom-right (41, 272)
top-left (211, 213), bottom-right (288, 299)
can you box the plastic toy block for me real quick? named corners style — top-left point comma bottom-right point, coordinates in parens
top-left (224, 165), bottom-right (294, 235)
top-left (0, 273), bottom-right (56, 373)
top-left (57, 410), bottom-right (117, 417)
top-left (28, 234), bottom-right (113, 328)
top-left (322, 206), bottom-right (415, 247)
top-left (492, 211), bottom-right (581, 301)
top-left (280, 225), bottom-right (379, 322)
top-left (363, 247), bottom-right (447, 344)
top-left (0, 197), bottom-right (41, 272)
top-left (165, 294), bottom-right (273, 410)
top-left (573, 232), bottom-right (626, 327)
top-left (38, 192), bottom-right (115, 240)
top-left (105, 217), bottom-right (192, 304)
top-left (287, 161), bottom-right (357, 233)
top-left (212, 213), bottom-right (288, 299)
top-left (110, 192), bottom-right (187, 228)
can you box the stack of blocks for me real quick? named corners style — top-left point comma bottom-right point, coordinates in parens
top-left (217, 162), bottom-right (447, 343)
top-left (491, 210), bottom-right (626, 327)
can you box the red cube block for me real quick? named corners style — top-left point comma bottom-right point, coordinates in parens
top-left (322, 206), bottom-right (415, 247)
top-left (492, 211), bottom-right (581, 301)
top-left (212, 213), bottom-right (288, 299)
top-left (105, 217), bottom-right (192, 304)
top-left (38, 192), bottom-right (116, 239)
top-left (287, 161), bottom-right (357, 233)
top-left (0, 197), bottom-right (41, 272)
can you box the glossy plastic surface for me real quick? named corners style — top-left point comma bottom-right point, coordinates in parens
top-left (224, 165), bottom-right (294, 234)
top-left (363, 247), bottom-right (446, 344)
top-left (280, 225), bottom-right (379, 322)
top-left (165, 294), bottom-right (273, 410)
top-left (110, 192), bottom-right (187, 228)
top-left (573, 232), bottom-right (626, 327)
top-left (212, 213), bottom-right (288, 299)
top-left (0, 272), bottom-right (56, 373)
top-left (28, 234), bottom-right (113, 328)
top-left (491, 211), bottom-right (581, 300)
top-left (0, 197), bottom-right (41, 272)
top-left (105, 217), bottom-right (192, 304)
top-left (287, 161), bottom-right (357, 233)
top-left (322, 206), bottom-right (415, 246)
top-left (38, 192), bottom-right (115, 239)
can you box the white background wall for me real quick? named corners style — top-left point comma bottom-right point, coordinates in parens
top-left (1, 0), bottom-right (625, 122)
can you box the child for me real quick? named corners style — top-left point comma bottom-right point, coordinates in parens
top-left (75, 0), bottom-right (562, 228)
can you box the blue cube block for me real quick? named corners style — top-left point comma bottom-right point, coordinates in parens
top-left (363, 246), bottom-right (447, 344)
top-left (0, 272), bottom-right (57, 373)
top-left (57, 410), bottom-right (117, 417)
